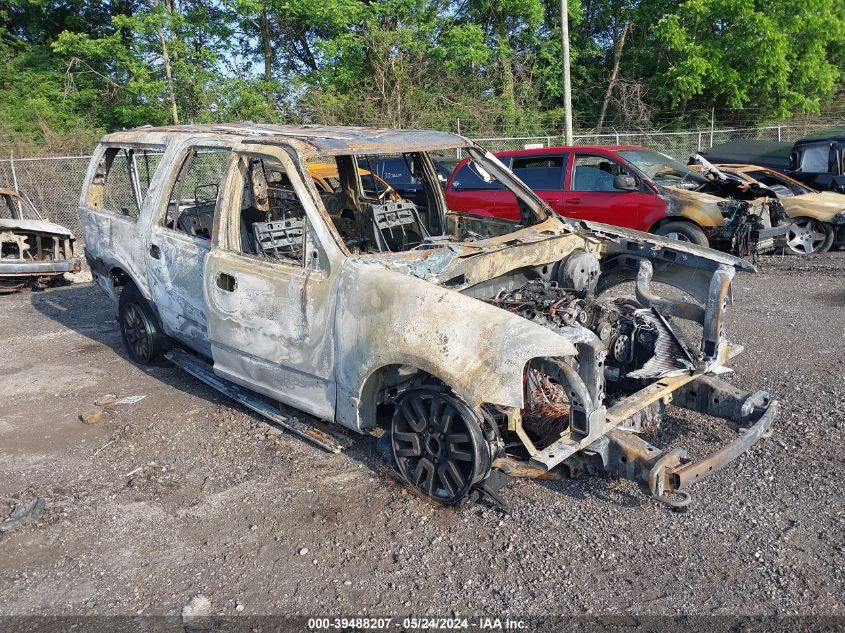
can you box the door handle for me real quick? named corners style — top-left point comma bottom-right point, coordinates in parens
top-left (566, 197), bottom-right (582, 205)
top-left (216, 272), bottom-right (237, 293)
top-left (149, 244), bottom-right (161, 259)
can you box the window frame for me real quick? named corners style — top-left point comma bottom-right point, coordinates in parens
top-left (154, 145), bottom-right (232, 242)
top-left (510, 153), bottom-right (568, 191)
top-left (221, 149), bottom-right (329, 273)
top-left (797, 143), bottom-right (831, 174)
top-left (568, 152), bottom-right (639, 193)
top-left (84, 143), bottom-right (167, 221)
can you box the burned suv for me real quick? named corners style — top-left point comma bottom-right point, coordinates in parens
top-left (79, 125), bottom-right (776, 508)
top-left (1, 188), bottom-right (80, 292)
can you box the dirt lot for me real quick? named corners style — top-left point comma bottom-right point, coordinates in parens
top-left (1, 253), bottom-right (843, 619)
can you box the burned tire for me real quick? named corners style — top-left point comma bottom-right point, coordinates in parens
top-left (654, 221), bottom-right (709, 247)
top-left (391, 387), bottom-right (491, 505)
top-left (785, 218), bottom-right (834, 256)
top-left (118, 283), bottom-right (167, 365)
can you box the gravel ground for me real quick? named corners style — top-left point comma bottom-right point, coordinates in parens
top-left (0, 253), bottom-right (843, 618)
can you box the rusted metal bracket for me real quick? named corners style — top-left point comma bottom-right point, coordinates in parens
top-left (581, 374), bottom-right (777, 505)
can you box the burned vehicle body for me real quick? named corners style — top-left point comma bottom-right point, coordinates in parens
top-left (615, 149), bottom-right (788, 257)
top-left (0, 188), bottom-right (80, 293)
top-left (79, 124), bottom-right (776, 508)
top-left (445, 146), bottom-right (786, 259)
top-left (697, 163), bottom-right (845, 255)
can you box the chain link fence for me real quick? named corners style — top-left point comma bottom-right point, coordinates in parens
top-left (0, 155), bottom-right (90, 234)
top-left (474, 122), bottom-right (836, 155)
top-left (1, 119), bottom-right (842, 238)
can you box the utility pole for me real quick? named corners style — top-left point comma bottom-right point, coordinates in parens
top-left (561, 0), bottom-right (573, 145)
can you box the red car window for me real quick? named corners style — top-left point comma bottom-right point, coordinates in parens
top-left (570, 154), bottom-right (636, 192)
top-left (511, 155), bottom-right (567, 190)
top-left (450, 161), bottom-right (506, 191)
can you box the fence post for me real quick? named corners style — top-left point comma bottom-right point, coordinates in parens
top-left (9, 152), bottom-right (21, 213)
top-left (615, 132), bottom-right (620, 144)
top-left (777, 125), bottom-right (782, 142)
top-left (709, 108), bottom-right (715, 148)
top-left (456, 119), bottom-right (462, 159)
top-left (697, 132), bottom-right (703, 151)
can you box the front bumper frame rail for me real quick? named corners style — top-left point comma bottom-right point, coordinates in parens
top-left (581, 373), bottom-right (777, 506)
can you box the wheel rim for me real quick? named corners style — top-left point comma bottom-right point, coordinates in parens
top-left (122, 303), bottom-right (154, 362)
top-left (663, 231), bottom-right (691, 242)
top-left (786, 219), bottom-right (827, 255)
top-left (391, 389), bottom-right (487, 504)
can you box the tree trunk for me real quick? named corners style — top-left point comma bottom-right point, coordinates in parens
top-left (164, 0), bottom-right (180, 62)
top-left (260, 3), bottom-right (276, 110)
top-left (596, 21), bottom-right (629, 134)
top-left (157, 26), bottom-right (180, 125)
top-left (498, 40), bottom-right (517, 132)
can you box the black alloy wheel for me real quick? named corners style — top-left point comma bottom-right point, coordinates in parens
top-left (391, 388), bottom-right (491, 504)
top-left (118, 283), bottom-right (167, 365)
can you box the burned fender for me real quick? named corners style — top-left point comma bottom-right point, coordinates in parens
top-left (333, 260), bottom-right (585, 431)
top-left (660, 186), bottom-right (726, 228)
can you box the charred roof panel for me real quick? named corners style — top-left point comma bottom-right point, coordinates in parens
top-left (102, 124), bottom-right (472, 156)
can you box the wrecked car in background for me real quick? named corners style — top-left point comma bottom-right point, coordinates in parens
top-left (701, 133), bottom-right (845, 195)
top-left (691, 162), bottom-right (845, 255)
top-left (1, 188), bottom-right (80, 293)
top-left (79, 124), bottom-right (777, 509)
top-left (446, 146), bottom-right (788, 258)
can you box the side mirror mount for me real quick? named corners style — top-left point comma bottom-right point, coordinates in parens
top-left (614, 174), bottom-right (638, 191)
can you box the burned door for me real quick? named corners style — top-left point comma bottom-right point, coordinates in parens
top-left (146, 143), bottom-right (231, 354)
top-left (80, 144), bottom-right (166, 298)
top-left (203, 146), bottom-right (340, 420)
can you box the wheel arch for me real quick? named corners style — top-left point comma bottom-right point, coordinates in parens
top-left (648, 216), bottom-right (706, 234)
top-left (354, 362), bottom-right (459, 432)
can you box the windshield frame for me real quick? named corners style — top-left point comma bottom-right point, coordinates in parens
top-left (617, 149), bottom-right (708, 188)
top-left (320, 144), bottom-right (567, 259)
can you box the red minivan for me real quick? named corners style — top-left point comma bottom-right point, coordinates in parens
top-left (445, 145), bottom-right (729, 245)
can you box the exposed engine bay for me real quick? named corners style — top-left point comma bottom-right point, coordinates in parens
top-left (489, 280), bottom-right (696, 384)
top-left (684, 154), bottom-right (789, 256)
top-left (478, 249), bottom-right (702, 454)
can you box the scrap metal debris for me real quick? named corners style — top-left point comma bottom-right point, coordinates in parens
top-left (0, 497), bottom-right (46, 532)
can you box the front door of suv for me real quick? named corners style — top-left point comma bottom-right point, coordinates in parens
top-left (562, 152), bottom-right (646, 229)
top-left (203, 144), bottom-right (342, 420)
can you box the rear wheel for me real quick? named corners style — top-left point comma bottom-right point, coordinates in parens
top-left (391, 387), bottom-right (491, 505)
top-left (785, 218), bottom-right (834, 256)
top-left (654, 221), bottom-right (709, 247)
top-left (118, 283), bottom-right (167, 365)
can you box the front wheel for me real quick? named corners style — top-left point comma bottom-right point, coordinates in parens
top-left (391, 387), bottom-right (491, 505)
top-left (785, 218), bottom-right (834, 256)
top-left (654, 221), bottom-right (709, 247)
top-left (118, 283), bottom-right (168, 365)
